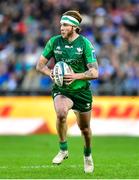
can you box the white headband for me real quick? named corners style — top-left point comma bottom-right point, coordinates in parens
top-left (60, 15), bottom-right (80, 27)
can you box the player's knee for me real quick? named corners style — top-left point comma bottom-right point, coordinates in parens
top-left (80, 127), bottom-right (90, 136)
top-left (56, 107), bottom-right (68, 122)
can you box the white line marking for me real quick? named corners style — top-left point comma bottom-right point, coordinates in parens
top-left (0, 166), bottom-right (8, 169)
top-left (21, 165), bottom-right (82, 169)
top-left (0, 165), bottom-right (82, 169)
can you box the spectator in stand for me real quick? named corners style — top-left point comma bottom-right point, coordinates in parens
top-left (0, 0), bottom-right (139, 95)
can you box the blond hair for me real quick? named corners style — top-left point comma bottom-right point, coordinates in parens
top-left (63, 10), bottom-right (82, 23)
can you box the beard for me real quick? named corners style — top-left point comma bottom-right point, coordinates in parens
top-left (61, 27), bottom-right (74, 39)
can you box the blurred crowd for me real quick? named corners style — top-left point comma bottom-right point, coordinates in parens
top-left (0, 0), bottom-right (139, 95)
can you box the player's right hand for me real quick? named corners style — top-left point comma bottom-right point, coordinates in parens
top-left (50, 70), bottom-right (54, 80)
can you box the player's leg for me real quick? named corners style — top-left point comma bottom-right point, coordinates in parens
top-left (52, 94), bottom-right (73, 164)
top-left (54, 95), bottom-right (73, 142)
top-left (75, 110), bottom-right (92, 153)
top-left (74, 110), bottom-right (94, 173)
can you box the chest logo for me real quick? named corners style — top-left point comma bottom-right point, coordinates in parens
top-left (65, 45), bottom-right (73, 48)
top-left (56, 46), bottom-right (61, 50)
top-left (76, 47), bottom-right (83, 55)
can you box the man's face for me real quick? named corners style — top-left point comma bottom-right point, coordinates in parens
top-left (60, 23), bottom-right (74, 39)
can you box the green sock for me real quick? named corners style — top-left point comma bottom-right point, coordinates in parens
top-left (84, 147), bottom-right (91, 156)
top-left (59, 141), bottom-right (68, 151)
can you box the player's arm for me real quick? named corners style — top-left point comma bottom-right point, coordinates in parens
top-left (64, 51), bottom-right (98, 82)
top-left (36, 55), bottom-right (52, 77)
top-left (69, 61), bottom-right (99, 80)
top-left (64, 61), bottom-right (98, 83)
top-left (81, 38), bottom-right (99, 80)
top-left (36, 37), bottom-right (56, 79)
top-left (83, 61), bottom-right (99, 80)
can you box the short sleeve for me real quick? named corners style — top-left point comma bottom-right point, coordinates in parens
top-left (42, 37), bottom-right (55, 59)
top-left (83, 37), bottom-right (97, 64)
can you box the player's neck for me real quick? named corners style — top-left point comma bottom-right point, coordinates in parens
top-left (67, 32), bottom-right (79, 43)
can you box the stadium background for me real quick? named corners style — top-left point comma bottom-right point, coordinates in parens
top-left (0, 0), bottom-right (138, 135)
top-left (0, 0), bottom-right (139, 179)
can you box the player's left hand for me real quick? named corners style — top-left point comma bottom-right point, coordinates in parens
top-left (64, 73), bottom-right (78, 85)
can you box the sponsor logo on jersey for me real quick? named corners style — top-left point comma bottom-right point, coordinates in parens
top-left (65, 45), bottom-right (73, 48)
top-left (54, 50), bottom-right (62, 54)
top-left (56, 46), bottom-right (61, 50)
top-left (54, 46), bottom-right (62, 54)
top-left (92, 50), bottom-right (96, 59)
top-left (61, 58), bottom-right (82, 65)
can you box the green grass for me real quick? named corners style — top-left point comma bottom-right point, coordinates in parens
top-left (0, 135), bottom-right (139, 179)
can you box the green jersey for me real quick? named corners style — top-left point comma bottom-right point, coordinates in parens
top-left (42, 35), bottom-right (97, 91)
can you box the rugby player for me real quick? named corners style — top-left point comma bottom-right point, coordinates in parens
top-left (36, 10), bottom-right (98, 173)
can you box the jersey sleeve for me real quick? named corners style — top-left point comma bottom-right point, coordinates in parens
top-left (83, 37), bottom-right (97, 64)
top-left (42, 37), bottom-right (56, 59)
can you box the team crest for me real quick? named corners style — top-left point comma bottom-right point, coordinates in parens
top-left (77, 47), bottom-right (82, 52)
top-left (76, 47), bottom-right (83, 55)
